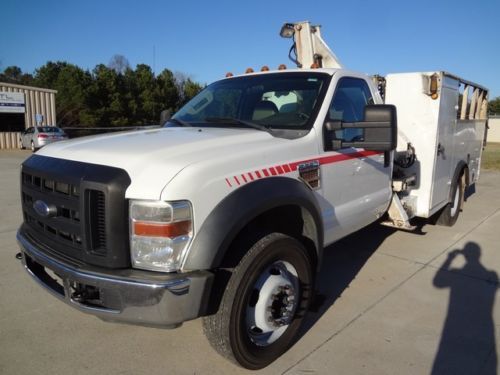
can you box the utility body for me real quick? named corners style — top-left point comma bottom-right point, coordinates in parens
top-left (16, 21), bottom-right (488, 369)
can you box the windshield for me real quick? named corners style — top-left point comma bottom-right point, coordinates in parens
top-left (167, 72), bottom-right (330, 131)
top-left (37, 127), bottom-right (63, 133)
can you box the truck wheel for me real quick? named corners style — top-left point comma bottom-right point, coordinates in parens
top-left (203, 233), bottom-right (314, 369)
top-left (436, 175), bottom-right (464, 226)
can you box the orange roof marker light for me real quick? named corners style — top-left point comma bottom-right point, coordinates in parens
top-left (245, 68), bottom-right (254, 74)
top-left (430, 74), bottom-right (439, 100)
top-left (225, 72), bottom-right (234, 78)
top-left (310, 63), bottom-right (320, 69)
top-left (260, 66), bottom-right (270, 72)
top-left (278, 64), bottom-right (287, 70)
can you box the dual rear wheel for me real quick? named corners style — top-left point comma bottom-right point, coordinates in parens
top-left (435, 174), bottom-right (465, 226)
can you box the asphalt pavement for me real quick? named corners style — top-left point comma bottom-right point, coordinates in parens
top-left (0, 150), bottom-right (498, 375)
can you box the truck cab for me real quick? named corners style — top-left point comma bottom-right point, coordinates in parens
top-left (18, 65), bottom-right (396, 369)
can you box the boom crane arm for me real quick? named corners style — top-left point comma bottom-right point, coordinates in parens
top-left (280, 21), bottom-right (343, 69)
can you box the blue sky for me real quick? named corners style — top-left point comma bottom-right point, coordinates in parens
top-left (3, 0), bottom-right (499, 97)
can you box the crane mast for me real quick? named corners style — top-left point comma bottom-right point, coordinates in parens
top-left (280, 21), bottom-right (343, 69)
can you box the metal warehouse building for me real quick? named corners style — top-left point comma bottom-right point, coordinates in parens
top-left (0, 82), bottom-right (57, 149)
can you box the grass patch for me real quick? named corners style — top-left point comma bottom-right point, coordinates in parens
top-left (482, 143), bottom-right (500, 170)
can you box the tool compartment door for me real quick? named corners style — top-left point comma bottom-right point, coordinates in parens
top-left (430, 75), bottom-right (458, 210)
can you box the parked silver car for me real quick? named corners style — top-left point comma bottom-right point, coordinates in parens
top-left (20, 126), bottom-right (68, 152)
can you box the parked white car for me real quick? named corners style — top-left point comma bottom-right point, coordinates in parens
top-left (20, 126), bottom-right (68, 152)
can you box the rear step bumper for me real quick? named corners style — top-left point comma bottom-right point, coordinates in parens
top-left (17, 230), bottom-right (213, 328)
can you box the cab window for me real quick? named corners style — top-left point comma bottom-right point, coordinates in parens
top-left (328, 77), bottom-right (374, 144)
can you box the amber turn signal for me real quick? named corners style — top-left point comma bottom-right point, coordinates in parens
top-left (133, 220), bottom-right (192, 238)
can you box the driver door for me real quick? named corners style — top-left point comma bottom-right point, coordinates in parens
top-left (319, 76), bottom-right (391, 244)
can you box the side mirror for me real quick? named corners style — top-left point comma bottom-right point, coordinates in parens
top-left (160, 109), bottom-right (172, 126)
top-left (324, 104), bottom-right (397, 151)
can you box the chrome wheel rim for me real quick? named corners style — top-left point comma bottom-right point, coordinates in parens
top-left (245, 260), bottom-right (300, 346)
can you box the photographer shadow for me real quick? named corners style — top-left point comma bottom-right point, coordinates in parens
top-left (432, 242), bottom-right (498, 375)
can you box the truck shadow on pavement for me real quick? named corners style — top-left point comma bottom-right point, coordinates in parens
top-left (298, 231), bottom-right (498, 375)
top-left (300, 222), bottom-right (396, 333)
top-left (431, 242), bottom-right (498, 375)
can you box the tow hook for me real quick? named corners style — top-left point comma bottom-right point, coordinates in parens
top-left (70, 284), bottom-right (101, 303)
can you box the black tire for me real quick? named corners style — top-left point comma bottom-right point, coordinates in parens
top-left (435, 174), bottom-right (464, 226)
top-left (202, 232), bottom-right (314, 370)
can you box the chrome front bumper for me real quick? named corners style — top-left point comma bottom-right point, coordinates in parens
top-left (17, 230), bottom-right (213, 328)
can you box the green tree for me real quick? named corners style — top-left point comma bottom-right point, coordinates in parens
top-left (13, 59), bottom-right (203, 127)
top-left (488, 97), bottom-right (500, 115)
top-left (182, 78), bottom-right (203, 104)
top-left (156, 68), bottom-right (180, 114)
top-left (174, 72), bottom-right (204, 107)
top-left (85, 64), bottom-right (124, 126)
top-left (0, 66), bottom-right (34, 85)
top-left (134, 64), bottom-right (157, 124)
top-left (1, 66), bottom-right (22, 82)
top-left (33, 62), bottom-right (91, 126)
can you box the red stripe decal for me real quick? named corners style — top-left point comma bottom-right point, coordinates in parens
top-left (226, 151), bottom-right (381, 187)
top-left (289, 150), bottom-right (381, 170)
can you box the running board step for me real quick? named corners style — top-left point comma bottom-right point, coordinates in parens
top-left (381, 193), bottom-right (417, 231)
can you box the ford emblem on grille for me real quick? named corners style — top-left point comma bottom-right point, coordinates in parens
top-left (33, 200), bottom-right (57, 218)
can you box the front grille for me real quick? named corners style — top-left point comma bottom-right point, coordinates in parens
top-left (22, 172), bottom-right (83, 249)
top-left (86, 189), bottom-right (107, 256)
top-left (20, 155), bottom-right (131, 268)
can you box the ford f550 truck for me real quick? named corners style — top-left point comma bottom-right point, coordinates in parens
top-left (17, 22), bottom-right (488, 369)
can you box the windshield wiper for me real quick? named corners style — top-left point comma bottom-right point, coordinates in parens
top-left (167, 118), bottom-right (192, 127)
top-left (204, 117), bottom-right (274, 135)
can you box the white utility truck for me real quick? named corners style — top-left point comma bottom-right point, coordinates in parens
top-left (17, 21), bottom-right (488, 369)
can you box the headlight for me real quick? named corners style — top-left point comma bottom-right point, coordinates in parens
top-left (129, 200), bottom-right (193, 272)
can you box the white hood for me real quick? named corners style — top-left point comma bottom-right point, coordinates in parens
top-left (37, 127), bottom-right (272, 199)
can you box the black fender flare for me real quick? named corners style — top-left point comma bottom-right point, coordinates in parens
top-left (183, 177), bottom-right (324, 271)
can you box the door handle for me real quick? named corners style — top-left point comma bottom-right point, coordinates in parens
top-left (437, 143), bottom-right (445, 156)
